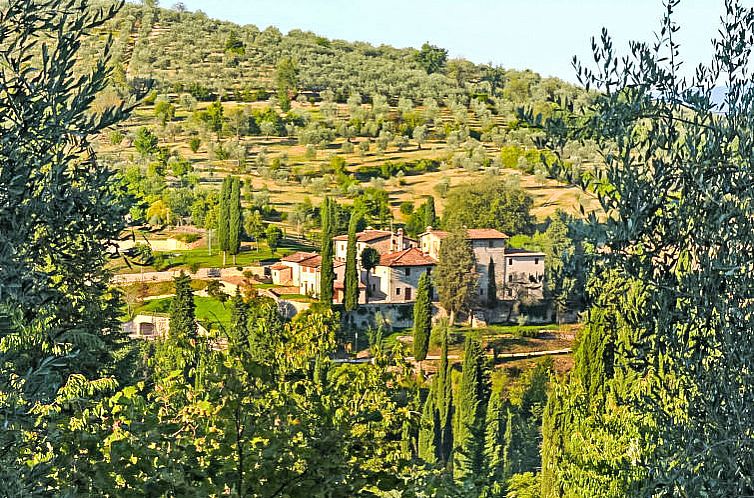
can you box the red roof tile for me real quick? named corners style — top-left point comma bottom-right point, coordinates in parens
top-left (270, 264), bottom-right (289, 270)
top-left (280, 251), bottom-right (318, 263)
top-left (379, 248), bottom-right (437, 267)
top-left (299, 255), bottom-right (322, 268)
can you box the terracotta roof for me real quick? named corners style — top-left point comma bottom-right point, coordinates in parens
top-left (299, 255), bottom-right (322, 268)
top-left (505, 248), bottom-right (546, 257)
top-left (270, 264), bottom-right (289, 270)
top-left (419, 228), bottom-right (508, 240)
top-left (379, 248), bottom-right (437, 267)
top-left (333, 229), bottom-right (393, 242)
top-left (467, 228), bottom-right (508, 240)
top-left (280, 251), bottom-right (318, 263)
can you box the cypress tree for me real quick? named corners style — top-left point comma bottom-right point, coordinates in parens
top-left (228, 177), bottom-right (242, 264)
top-left (344, 209), bottom-right (361, 312)
top-left (319, 197), bottom-right (335, 304)
top-left (413, 271), bottom-right (432, 361)
top-left (437, 323), bottom-right (454, 464)
top-left (423, 195), bottom-right (437, 229)
top-left (487, 258), bottom-right (498, 308)
top-left (229, 289), bottom-right (249, 349)
top-left (418, 378), bottom-right (440, 464)
top-left (483, 388), bottom-right (509, 496)
top-left (158, 271), bottom-right (199, 383)
top-left (454, 335), bottom-right (490, 479)
top-left (218, 176), bottom-right (231, 266)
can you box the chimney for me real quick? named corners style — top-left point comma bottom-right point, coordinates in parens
top-left (395, 228), bottom-right (405, 251)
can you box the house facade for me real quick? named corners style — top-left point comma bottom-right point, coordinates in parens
top-left (418, 227), bottom-right (544, 301)
top-left (370, 248), bottom-right (436, 303)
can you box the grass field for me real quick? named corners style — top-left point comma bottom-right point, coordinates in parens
top-left (135, 295), bottom-right (232, 330)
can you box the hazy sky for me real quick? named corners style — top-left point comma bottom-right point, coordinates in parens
top-left (177, 0), bottom-right (734, 82)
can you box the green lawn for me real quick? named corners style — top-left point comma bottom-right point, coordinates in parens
top-left (135, 295), bottom-right (232, 330)
top-left (112, 239), bottom-right (315, 274)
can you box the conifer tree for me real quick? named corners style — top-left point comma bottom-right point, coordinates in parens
top-left (423, 195), bottom-right (437, 229)
top-left (344, 209), bottom-right (361, 312)
top-left (436, 323), bottom-right (454, 464)
top-left (156, 271), bottom-right (199, 383)
top-left (454, 336), bottom-right (489, 479)
top-left (319, 197), bottom-right (335, 304)
top-left (486, 258), bottom-right (498, 308)
top-left (412, 271), bottom-right (432, 361)
top-left (228, 177), bottom-right (242, 265)
top-left (229, 289), bottom-right (249, 347)
top-left (218, 176), bottom-right (231, 266)
top-left (435, 229), bottom-right (477, 324)
top-left (418, 378), bottom-right (440, 465)
top-left (483, 388), bottom-right (509, 496)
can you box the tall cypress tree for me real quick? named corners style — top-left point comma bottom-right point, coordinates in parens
top-left (228, 177), bottom-right (242, 265)
top-left (487, 258), bottom-right (498, 309)
top-left (437, 324), bottom-right (454, 464)
top-left (423, 195), bottom-right (437, 229)
top-left (418, 377), bottom-right (440, 465)
top-left (344, 209), bottom-right (361, 312)
top-left (454, 336), bottom-right (490, 479)
top-left (413, 271), bottom-right (432, 361)
top-left (319, 197), bottom-right (335, 304)
top-left (483, 388), bottom-right (509, 495)
top-left (218, 176), bottom-right (232, 266)
top-left (158, 271), bottom-right (199, 383)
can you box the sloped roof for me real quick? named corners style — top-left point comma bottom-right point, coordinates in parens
top-left (333, 229), bottom-right (393, 242)
top-left (299, 255), bottom-right (323, 268)
top-left (270, 264), bottom-right (290, 271)
top-left (281, 251), bottom-right (318, 263)
top-left (419, 228), bottom-right (508, 240)
top-left (379, 248), bottom-right (437, 267)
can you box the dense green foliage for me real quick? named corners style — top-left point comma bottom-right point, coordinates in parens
top-left (532, 0), bottom-right (754, 495)
top-left (442, 178), bottom-right (535, 235)
top-left (434, 229), bottom-right (478, 324)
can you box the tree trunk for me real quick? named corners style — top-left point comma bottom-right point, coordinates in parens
top-left (223, 251), bottom-right (227, 267)
top-left (364, 273), bottom-right (370, 304)
top-left (449, 309), bottom-right (456, 327)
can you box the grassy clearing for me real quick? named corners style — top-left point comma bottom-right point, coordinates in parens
top-left (135, 295), bottom-right (232, 330)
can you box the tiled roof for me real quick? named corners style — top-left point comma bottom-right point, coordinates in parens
top-left (505, 248), bottom-right (546, 257)
top-left (333, 229), bottom-right (393, 242)
top-left (467, 228), bottom-right (509, 240)
top-left (379, 248), bottom-right (437, 267)
top-left (280, 251), bottom-right (318, 263)
top-left (270, 264), bottom-right (289, 270)
top-left (299, 255), bottom-right (322, 268)
top-left (419, 228), bottom-right (508, 240)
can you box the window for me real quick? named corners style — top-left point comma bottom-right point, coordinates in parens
top-left (534, 258), bottom-right (540, 265)
top-left (507, 288), bottom-right (512, 297)
top-left (371, 284), bottom-right (376, 291)
top-left (480, 288), bottom-right (484, 295)
top-left (396, 288), bottom-right (401, 295)
top-left (488, 240), bottom-right (493, 248)
top-left (405, 268), bottom-right (411, 276)
top-left (508, 274), bottom-right (513, 282)
top-left (508, 258), bottom-right (513, 265)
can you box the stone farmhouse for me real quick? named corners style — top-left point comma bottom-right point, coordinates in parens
top-left (270, 227), bottom-right (545, 305)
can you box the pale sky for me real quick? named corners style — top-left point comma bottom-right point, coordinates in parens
top-left (177, 0), bottom-right (736, 82)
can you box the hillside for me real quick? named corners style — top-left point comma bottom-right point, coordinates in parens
top-left (86, 1), bottom-right (601, 236)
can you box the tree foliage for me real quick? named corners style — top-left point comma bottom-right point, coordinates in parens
top-left (441, 178), bottom-right (535, 235)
